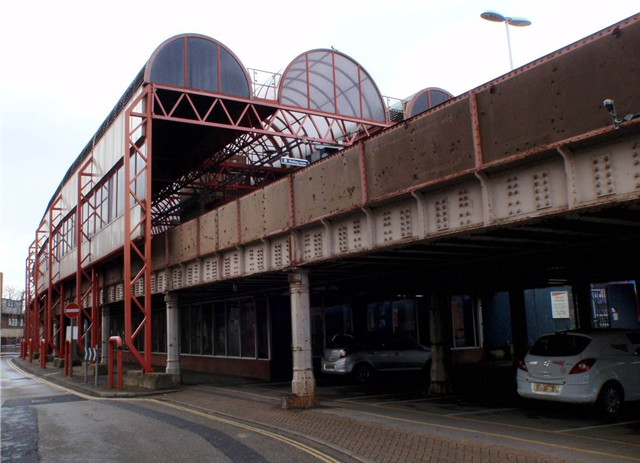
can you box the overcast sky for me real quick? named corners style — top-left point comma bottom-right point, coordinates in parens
top-left (0, 0), bottom-right (638, 290)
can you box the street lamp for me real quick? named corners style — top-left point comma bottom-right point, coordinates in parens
top-left (481, 10), bottom-right (532, 70)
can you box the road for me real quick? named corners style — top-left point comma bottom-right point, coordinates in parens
top-left (0, 356), bottom-right (351, 463)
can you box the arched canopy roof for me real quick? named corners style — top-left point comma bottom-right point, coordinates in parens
top-left (405, 87), bottom-right (453, 118)
top-left (145, 34), bottom-right (252, 98)
top-left (278, 49), bottom-right (386, 122)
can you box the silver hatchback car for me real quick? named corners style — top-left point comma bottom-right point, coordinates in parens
top-left (517, 330), bottom-right (640, 415)
top-left (321, 334), bottom-right (432, 383)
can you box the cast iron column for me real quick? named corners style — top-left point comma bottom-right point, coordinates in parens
top-left (165, 292), bottom-right (181, 378)
top-left (100, 306), bottom-right (110, 364)
top-left (283, 269), bottom-right (318, 408)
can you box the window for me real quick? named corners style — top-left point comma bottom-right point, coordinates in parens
top-left (451, 295), bottom-right (480, 348)
top-left (227, 300), bottom-right (241, 357)
top-left (240, 298), bottom-right (255, 358)
top-left (202, 304), bottom-right (213, 356)
top-left (367, 299), bottom-right (415, 339)
top-left (214, 302), bottom-right (226, 356)
top-left (180, 307), bottom-right (190, 354)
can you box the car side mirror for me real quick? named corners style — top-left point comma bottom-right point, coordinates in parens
top-left (635, 347), bottom-right (640, 356)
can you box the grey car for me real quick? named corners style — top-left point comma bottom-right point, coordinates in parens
top-left (321, 333), bottom-right (432, 383)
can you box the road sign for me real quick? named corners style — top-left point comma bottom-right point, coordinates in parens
top-left (84, 347), bottom-right (98, 362)
top-left (65, 303), bottom-right (81, 318)
top-left (281, 156), bottom-right (310, 167)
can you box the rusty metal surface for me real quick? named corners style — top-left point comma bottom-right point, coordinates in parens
top-left (218, 201), bottom-right (238, 249)
top-left (477, 17), bottom-right (640, 164)
top-left (167, 220), bottom-right (198, 264)
top-left (293, 147), bottom-right (362, 225)
top-left (364, 101), bottom-right (475, 202)
top-left (239, 191), bottom-right (267, 243)
top-left (263, 180), bottom-right (290, 235)
top-left (199, 210), bottom-right (219, 255)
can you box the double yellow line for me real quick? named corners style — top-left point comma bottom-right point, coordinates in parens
top-left (7, 359), bottom-right (341, 463)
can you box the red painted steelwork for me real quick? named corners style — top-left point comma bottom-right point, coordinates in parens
top-left (124, 86), bottom-right (154, 373)
top-left (358, 141), bottom-right (368, 204)
top-left (468, 92), bottom-right (483, 168)
top-left (76, 156), bottom-right (100, 350)
top-left (108, 336), bottom-right (123, 390)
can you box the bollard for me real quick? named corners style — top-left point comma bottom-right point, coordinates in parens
top-left (108, 336), bottom-right (123, 390)
top-left (28, 339), bottom-right (33, 363)
top-left (64, 339), bottom-right (72, 376)
top-left (20, 340), bottom-right (25, 359)
top-left (40, 340), bottom-right (47, 369)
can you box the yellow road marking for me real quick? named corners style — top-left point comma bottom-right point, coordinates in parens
top-left (194, 385), bottom-right (281, 401)
top-left (152, 399), bottom-right (341, 463)
top-left (8, 359), bottom-right (339, 463)
top-left (343, 408), bottom-right (640, 462)
top-left (363, 400), bottom-right (640, 448)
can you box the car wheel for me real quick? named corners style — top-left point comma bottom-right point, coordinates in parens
top-left (597, 382), bottom-right (624, 416)
top-left (352, 363), bottom-right (373, 384)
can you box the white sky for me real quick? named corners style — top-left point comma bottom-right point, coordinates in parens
top-left (0, 0), bottom-right (638, 290)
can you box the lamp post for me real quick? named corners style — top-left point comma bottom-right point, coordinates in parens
top-left (481, 10), bottom-right (532, 70)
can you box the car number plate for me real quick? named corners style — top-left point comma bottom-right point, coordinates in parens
top-left (532, 383), bottom-right (560, 394)
top-left (325, 364), bottom-right (335, 370)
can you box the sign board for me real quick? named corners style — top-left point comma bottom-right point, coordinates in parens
top-left (550, 291), bottom-right (571, 319)
top-left (65, 303), bottom-right (81, 318)
top-left (65, 326), bottom-right (78, 340)
top-left (84, 347), bottom-right (98, 362)
top-left (281, 156), bottom-right (310, 167)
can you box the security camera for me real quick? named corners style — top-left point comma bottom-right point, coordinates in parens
top-left (603, 99), bottom-right (616, 114)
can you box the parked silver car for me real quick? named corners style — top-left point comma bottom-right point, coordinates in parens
top-left (321, 334), bottom-right (432, 383)
top-left (517, 330), bottom-right (640, 415)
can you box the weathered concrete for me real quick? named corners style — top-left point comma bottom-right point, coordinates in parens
top-left (124, 370), bottom-right (179, 390)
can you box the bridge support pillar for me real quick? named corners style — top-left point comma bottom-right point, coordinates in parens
top-left (283, 269), bottom-right (318, 409)
top-left (165, 292), bottom-right (181, 380)
top-left (428, 294), bottom-right (453, 395)
top-left (101, 306), bottom-right (110, 364)
top-left (508, 288), bottom-right (529, 364)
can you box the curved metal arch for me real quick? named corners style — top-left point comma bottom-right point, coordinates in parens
top-left (405, 87), bottom-right (454, 119)
top-left (278, 48), bottom-right (386, 122)
top-left (145, 33), bottom-right (253, 99)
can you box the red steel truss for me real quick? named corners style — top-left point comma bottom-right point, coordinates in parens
top-left (76, 156), bottom-right (100, 351)
top-left (48, 196), bottom-right (66, 357)
top-left (124, 86), bottom-right (154, 373)
top-left (24, 241), bottom-right (36, 356)
top-left (149, 83), bottom-right (389, 231)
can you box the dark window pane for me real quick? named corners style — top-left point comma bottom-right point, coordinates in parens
top-left (191, 305), bottom-right (202, 355)
top-left (227, 300), bottom-right (240, 357)
top-left (452, 296), bottom-right (476, 348)
top-left (180, 306), bottom-right (190, 354)
top-left (219, 47), bottom-right (250, 97)
top-left (241, 298), bottom-right (256, 358)
top-left (187, 37), bottom-right (219, 93)
top-left (202, 303), bottom-right (213, 355)
top-left (410, 93), bottom-right (430, 117)
top-left (149, 38), bottom-right (185, 87)
top-left (256, 298), bottom-right (269, 359)
top-left (530, 334), bottom-right (591, 357)
top-left (116, 166), bottom-right (124, 218)
top-left (429, 90), bottom-right (450, 107)
top-left (214, 302), bottom-right (226, 356)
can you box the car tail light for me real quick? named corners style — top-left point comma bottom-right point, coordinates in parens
top-left (339, 348), bottom-right (351, 358)
top-left (518, 360), bottom-right (528, 372)
top-left (569, 358), bottom-right (596, 374)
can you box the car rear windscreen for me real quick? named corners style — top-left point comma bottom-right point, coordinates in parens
top-left (327, 334), bottom-right (354, 348)
top-left (529, 334), bottom-right (591, 357)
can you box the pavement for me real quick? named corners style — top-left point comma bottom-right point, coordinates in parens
top-left (8, 355), bottom-right (598, 463)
